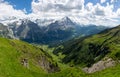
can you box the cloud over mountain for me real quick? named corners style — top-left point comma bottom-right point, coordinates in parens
top-left (32, 0), bottom-right (84, 13)
top-left (0, 0), bottom-right (120, 26)
top-left (100, 0), bottom-right (106, 3)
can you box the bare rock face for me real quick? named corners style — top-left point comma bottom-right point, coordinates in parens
top-left (19, 53), bottom-right (60, 73)
top-left (37, 55), bottom-right (60, 73)
top-left (83, 58), bottom-right (116, 73)
top-left (0, 23), bottom-right (14, 38)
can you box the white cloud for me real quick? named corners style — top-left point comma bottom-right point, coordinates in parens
top-left (95, 3), bottom-right (114, 17)
top-left (83, 2), bottom-right (118, 26)
top-left (93, 3), bottom-right (106, 16)
top-left (0, 0), bottom-right (120, 27)
top-left (0, 0), bottom-right (26, 21)
top-left (111, 0), bottom-right (114, 3)
top-left (100, 0), bottom-right (106, 3)
top-left (85, 3), bottom-right (114, 17)
top-left (30, 0), bottom-right (120, 26)
top-left (110, 0), bottom-right (118, 3)
top-left (30, 0), bottom-right (86, 22)
top-left (86, 2), bottom-right (94, 11)
top-left (117, 9), bottom-right (120, 16)
top-left (31, 0), bottom-right (84, 14)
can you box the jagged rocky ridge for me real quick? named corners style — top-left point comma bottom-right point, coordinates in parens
top-left (1, 17), bottom-right (107, 44)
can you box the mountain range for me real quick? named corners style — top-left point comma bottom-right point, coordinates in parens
top-left (0, 17), bottom-right (108, 45)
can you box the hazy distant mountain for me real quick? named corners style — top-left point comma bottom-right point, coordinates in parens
top-left (1, 17), bottom-right (108, 44)
top-left (44, 17), bottom-right (108, 44)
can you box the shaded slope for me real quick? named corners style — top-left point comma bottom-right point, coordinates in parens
top-left (54, 25), bottom-right (120, 67)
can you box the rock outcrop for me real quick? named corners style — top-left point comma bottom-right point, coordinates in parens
top-left (83, 58), bottom-right (116, 73)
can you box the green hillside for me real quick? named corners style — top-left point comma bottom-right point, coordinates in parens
top-left (1, 25), bottom-right (120, 77)
top-left (54, 25), bottom-right (120, 67)
top-left (0, 37), bottom-right (59, 77)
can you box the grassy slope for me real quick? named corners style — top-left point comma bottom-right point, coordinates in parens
top-left (37, 45), bottom-right (120, 77)
top-left (48, 25), bottom-right (120, 77)
top-left (52, 64), bottom-right (120, 77)
top-left (53, 25), bottom-right (120, 67)
top-left (49, 65), bottom-right (120, 77)
top-left (0, 38), bottom-right (84, 77)
top-left (0, 37), bottom-right (59, 77)
top-left (0, 37), bottom-right (120, 77)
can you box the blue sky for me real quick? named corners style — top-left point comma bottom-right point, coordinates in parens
top-left (0, 0), bottom-right (120, 26)
top-left (5, 0), bottom-right (32, 13)
top-left (4, 0), bottom-right (120, 13)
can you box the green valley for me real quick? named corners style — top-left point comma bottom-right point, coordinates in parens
top-left (1, 24), bottom-right (120, 77)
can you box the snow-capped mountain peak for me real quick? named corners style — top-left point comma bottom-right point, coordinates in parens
top-left (58, 17), bottom-right (74, 25)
